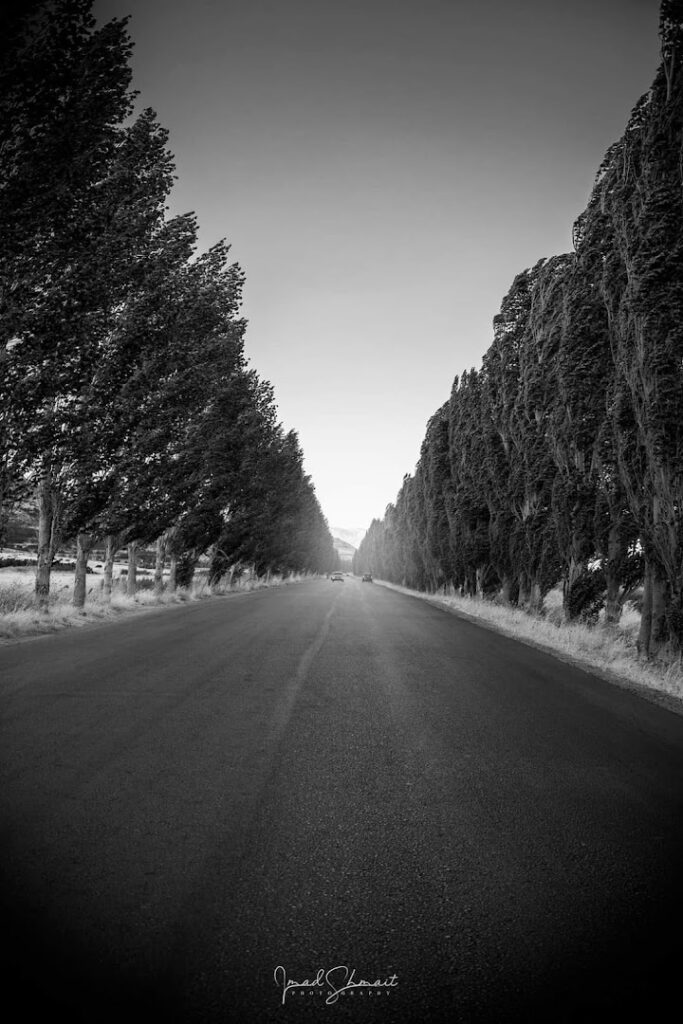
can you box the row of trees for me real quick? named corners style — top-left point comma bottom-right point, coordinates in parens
top-left (354, 1), bottom-right (683, 658)
top-left (0, 0), bottom-right (336, 607)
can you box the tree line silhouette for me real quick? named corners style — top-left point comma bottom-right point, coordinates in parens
top-left (354, 1), bottom-right (683, 658)
top-left (0, 0), bottom-right (336, 607)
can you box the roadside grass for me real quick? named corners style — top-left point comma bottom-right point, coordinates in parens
top-left (375, 580), bottom-right (683, 705)
top-left (0, 570), bottom-right (308, 641)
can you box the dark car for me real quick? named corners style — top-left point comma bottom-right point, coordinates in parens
top-left (361, 573), bottom-right (373, 582)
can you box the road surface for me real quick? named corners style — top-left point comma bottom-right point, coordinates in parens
top-left (1, 577), bottom-right (682, 1023)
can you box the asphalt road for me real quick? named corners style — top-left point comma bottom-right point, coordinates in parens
top-left (1, 577), bottom-right (682, 1023)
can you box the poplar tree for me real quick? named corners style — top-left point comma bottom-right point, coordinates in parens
top-left (578, 6), bottom-right (683, 653)
top-left (0, 1), bottom-right (155, 606)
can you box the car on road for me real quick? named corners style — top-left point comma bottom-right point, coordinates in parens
top-left (331, 572), bottom-right (344, 581)
top-left (361, 573), bottom-right (373, 582)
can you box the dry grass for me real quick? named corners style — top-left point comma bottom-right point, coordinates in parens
top-left (376, 580), bottom-right (683, 705)
top-left (0, 569), bottom-right (308, 641)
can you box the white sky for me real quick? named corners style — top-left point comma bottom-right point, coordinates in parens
top-left (93, 0), bottom-right (660, 534)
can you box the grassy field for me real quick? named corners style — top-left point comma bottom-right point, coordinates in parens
top-left (0, 562), bottom-right (305, 641)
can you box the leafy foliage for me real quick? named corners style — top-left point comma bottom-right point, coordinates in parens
top-left (1, 1), bottom-right (335, 605)
top-left (355, 1), bottom-right (683, 655)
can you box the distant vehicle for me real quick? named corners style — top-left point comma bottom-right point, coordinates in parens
top-left (331, 572), bottom-right (344, 582)
top-left (362, 573), bottom-right (373, 582)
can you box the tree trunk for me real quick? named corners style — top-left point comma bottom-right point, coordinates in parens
top-left (168, 554), bottom-right (177, 592)
top-left (500, 576), bottom-right (519, 606)
top-left (102, 534), bottom-right (119, 600)
top-left (154, 535), bottom-right (166, 595)
top-left (529, 580), bottom-right (543, 614)
top-left (604, 522), bottom-right (624, 627)
top-left (649, 565), bottom-right (669, 659)
top-left (637, 558), bottom-right (669, 659)
top-left (126, 541), bottom-right (138, 597)
top-left (667, 584), bottom-right (683, 656)
top-left (35, 469), bottom-right (60, 610)
top-left (518, 577), bottom-right (530, 609)
top-left (562, 556), bottom-right (586, 620)
top-left (184, 560), bottom-right (196, 589)
top-left (73, 532), bottom-right (94, 609)
top-left (638, 560), bottom-right (653, 656)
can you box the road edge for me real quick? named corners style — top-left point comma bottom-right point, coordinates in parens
top-left (374, 579), bottom-right (683, 718)
top-left (0, 576), bottom-right (316, 648)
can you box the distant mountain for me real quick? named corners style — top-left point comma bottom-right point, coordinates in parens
top-left (331, 526), bottom-right (366, 550)
top-left (332, 536), bottom-right (356, 564)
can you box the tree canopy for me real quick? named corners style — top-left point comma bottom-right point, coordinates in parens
top-left (354, 0), bottom-right (683, 657)
top-left (1, 0), bottom-right (335, 605)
